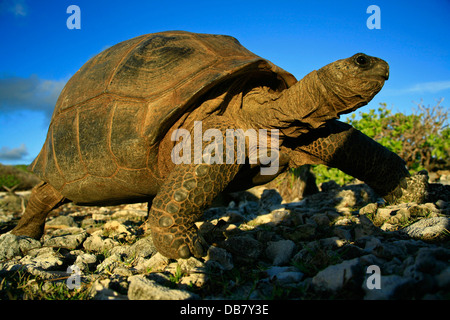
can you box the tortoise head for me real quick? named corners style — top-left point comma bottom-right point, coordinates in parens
top-left (317, 53), bottom-right (389, 114)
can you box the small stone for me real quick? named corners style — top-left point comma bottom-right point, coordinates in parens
top-left (333, 227), bottom-right (353, 241)
top-left (320, 180), bottom-right (340, 192)
top-left (265, 240), bottom-right (295, 266)
top-left (43, 231), bottom-right (88, 250)
top-left (376, 207), bottom-right (395, 221)
top-left (380, 222), bottom-right (397, 231)
top-left (287, 223), bottom-right (316, 241)
top-left (266, 266), bottom-right (291, 278)
top-left (319, 237), bottom-right (346, 249)
top-left (363, 275), bottom-right (412, 300)
top-left (401, 217), bottom-right (450, 241)
top-left (180, 272), bottom-right (208, 288)
top-left (259, 189), bottom-right (283, 212)
top-left (96, 253), bottom-right (123, 273)
top-left (74, 253), bottom-right (97, 272)
top-left (414, 247), bottom-right (450, 275)
top-left (309, 213), bottom-right (330, 227)
top-left (372, 241), bottom-right (408, 260)
top-left (362, 236), bottom-right (382, 253)
top-left (238, 200), bottom-right (259, 215)
top-left (128, 275), bottom-right (198, 300)
top-left (19, 247), bottom-right (64, 270)
top-left (103, 221), bottom-right (131, 237)
top-left (175, 257), bottom-right (205, 272)
top-left (114, 266), bottom-right (134, 277)
top-left (334, 218), bottom-right (353, 226)
top-left (274, 271), bottom-right (304, 286)
top-left (354, 215), bottom-right (381, 240)
top-left (247, 209), bottom-right (289, 227)
top-left (223, 235), bottom-right (263, 262)
top-left (312, 258), bottom-right (362, 292)
top-left (111, 206), bottom-right (147, 221)
top-left (135, 252), bottom-right (169, 273)
top-left (90, 278), bottom-right (128, 300)
top-left (265, 266), bottom-right (303, 286)
top-left (83, 235), bottom-right (119, 253)
top-left (359, 203), bottom-right (378, 216)
top-left (0, 233), bottom-right (41, 260)
top-left (435, 200), bottom-right (447, 210)
top-left (128, 237), bottom-right (157, 259)
top-left (46, 215), bottom-right (77, 227)
top-left (435, 266), bottom-right (450, 288)
top-left (205, 246), bottom-right (234, 271)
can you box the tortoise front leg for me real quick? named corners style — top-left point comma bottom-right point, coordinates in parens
top-left (286, 120), bottom-right (424, 203)
top-left (146, 162), bottom-right (241, 259)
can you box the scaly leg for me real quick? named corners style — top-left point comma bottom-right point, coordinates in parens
top-left (146, 162), bottom-right (241, 259)
top-left (11, 181), bottom-right (69, 239)
top-left (289, 120), bottom-right (427, 203)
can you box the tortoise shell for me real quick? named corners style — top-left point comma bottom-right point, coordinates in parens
top-left (30, 31), bottom-right (296, 204)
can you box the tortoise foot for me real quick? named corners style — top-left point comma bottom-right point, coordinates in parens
top-left (151, 225), bottom-right (208, 259)
top-left (384, 170), bottom-right (429, 205)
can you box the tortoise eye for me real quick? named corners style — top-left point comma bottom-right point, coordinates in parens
top-left (355, 54), bottom-right (370, 67)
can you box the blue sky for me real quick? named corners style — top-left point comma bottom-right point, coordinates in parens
top-left (0, 0), bottom-right (449, 165)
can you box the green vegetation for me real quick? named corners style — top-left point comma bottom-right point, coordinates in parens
top-left (0, 163), bottom-right (40, 191)
top-left (310, 101), bottom-right (449, 186)
top-left (0, 266), bottom-right (92, 300)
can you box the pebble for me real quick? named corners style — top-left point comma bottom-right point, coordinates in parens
top-left (266, 266), bottom-right (304, 285)
top-left (0, 176), bottom-right (449, 300)
top-left (127, 275), bottom-right (198, 300)
top-left (43, 231), bottom-right (88, 250)
top-left (0, 233), bottom-right (41, 260)
top-left (401, 217), bottom-right (450, 241)
top-left (312, 258), bottom-right (362, 292)
top-left (265, 240), bottom-right (295, 265)
top-left (363, 274), bottom-right (412, 300)
top-left (83, 234), bottom-right (119, 253)
top-left (205, 245), bottom-right (234, 270)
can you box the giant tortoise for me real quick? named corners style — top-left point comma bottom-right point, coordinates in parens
top-left (11, 31), bottom-right (419, 259)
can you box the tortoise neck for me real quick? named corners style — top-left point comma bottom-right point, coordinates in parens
top-left (263, 70), bottom-right (354, 138)
top-left (239, 70), bottom-right (350, 139)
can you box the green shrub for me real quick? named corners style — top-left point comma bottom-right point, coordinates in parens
top-left (0, 164), bottom-right (40, 190)
top-left (0, 174), bottom-right (22, 189)
top-left (310, 100), bottom-right (449, 186)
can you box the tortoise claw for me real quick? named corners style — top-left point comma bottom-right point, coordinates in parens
top-left (400, 177), bottom-right (408, 189)
top-left (177, 244), bottom-right (191, 259)
top-left (383, 171), bottom-right (429, 205)
top-left (384, 193), bottom-right (394, 204)
top-left (151, 225), bottom-right (208, 259)
top-left (192, 234), bottom-right (208, 258)
top-left (176, 235), bottom-right (208, 259)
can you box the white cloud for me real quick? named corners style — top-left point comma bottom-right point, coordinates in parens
top-left (385, 80), bottom-right (450, 96)
top-left (0, 144), bottom-right (28, 161)
top-left (0, 74), bottom-right (66, 119)
top-left (0, 0), bottom-right (28, 17)
top-left (11, 2), bottom-right (26, 16)
top-left (405, 81), bottom-right (450, 94)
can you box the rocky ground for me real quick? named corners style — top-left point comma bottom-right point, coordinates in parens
top-left (0, 170), bottom-right (449, 300)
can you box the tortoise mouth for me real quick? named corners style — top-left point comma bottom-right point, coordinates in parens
top-left (363, 70), bottom-right (389, 83)
top-left (372, 62), bottom-right (389, 80)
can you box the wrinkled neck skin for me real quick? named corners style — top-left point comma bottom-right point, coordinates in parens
top-left (236, 70), bottom-right (367, 140)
